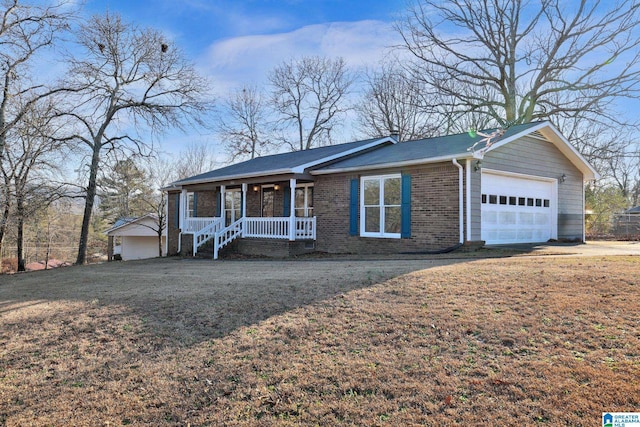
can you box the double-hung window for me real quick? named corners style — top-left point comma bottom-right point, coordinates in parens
top-left (295, 185), bottom-right (314, 217)
top-left (187, 192), bottom-right (196, 218)
top-left (360, 174), bottom-right (401, 238)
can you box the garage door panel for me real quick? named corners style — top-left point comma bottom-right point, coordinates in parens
top-left (481, 172), bottom-right (556, 244)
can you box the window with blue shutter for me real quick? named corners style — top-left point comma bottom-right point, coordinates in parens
top-left (215, 191), bottom-right (221, 217)
top-left (359, 174), bottom-right (403, 238)
top-left (350, 178), bottom-right (358, 235)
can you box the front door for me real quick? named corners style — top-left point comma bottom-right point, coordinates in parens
top-left (225, 189), bottom-right (242, 226)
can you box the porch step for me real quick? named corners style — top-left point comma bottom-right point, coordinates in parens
top-left (194, 239), bottom-right (236, 259)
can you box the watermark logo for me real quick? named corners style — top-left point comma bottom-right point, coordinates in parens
top-left (603, 412), bottom-right (640, 427)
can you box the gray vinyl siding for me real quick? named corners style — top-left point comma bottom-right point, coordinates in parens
top-left (469, 161), bottom-right (482, 241)
top-left (480, 135), bottom-right (584, 241)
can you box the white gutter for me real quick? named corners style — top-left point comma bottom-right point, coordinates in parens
top-left (582, 181), bottom-right (586, 243)
top-left (452, 159), bottom-right (464, 244)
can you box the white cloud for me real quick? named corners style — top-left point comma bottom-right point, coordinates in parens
top-left (199, 20), bottom-right (401, 95)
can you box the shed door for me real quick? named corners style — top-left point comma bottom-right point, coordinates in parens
top-left (481, 171), bottom-right (557, 244)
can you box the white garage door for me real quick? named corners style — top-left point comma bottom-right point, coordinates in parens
top-left (481, 171), bottom-right (556, 244)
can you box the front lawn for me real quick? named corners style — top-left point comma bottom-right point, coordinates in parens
top-left (0, 256), bottom-right (638, 425)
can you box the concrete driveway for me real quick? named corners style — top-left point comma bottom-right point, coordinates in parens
top-left (489, 240), bottom-right (640, 257)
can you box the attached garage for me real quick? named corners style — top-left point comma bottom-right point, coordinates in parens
top-left (481, 170), bottom-right (557, 244)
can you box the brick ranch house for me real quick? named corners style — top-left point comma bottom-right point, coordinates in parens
top-left (163, 121), bottom-right (598, 259)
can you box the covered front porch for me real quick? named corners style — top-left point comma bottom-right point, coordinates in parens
top-left (176, 178), bottom-right (316, 259)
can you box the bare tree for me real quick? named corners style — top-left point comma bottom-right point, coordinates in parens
top-left (143, 156), bottom-right (172, 257)
top-left (1, 100), bottom-right (66, 271)
top-left (397, 0), bottom-right (640, 127)
top-left (269, 56), bottom-right (353, 151)
top-left (216, 85), bottom-right (271, 161)
top-left (171, 141), bottom-right (218, 181)
top-left (0, 0), bottom-right (74, 160)
top-left (58, 12), bottom-right (212, 265)
top-left (357, 60), bottom-right (439, 141)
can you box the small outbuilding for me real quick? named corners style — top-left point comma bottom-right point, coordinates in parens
top-left (105, 214), bottom-right (165, 261)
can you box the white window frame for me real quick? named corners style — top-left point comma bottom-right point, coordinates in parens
top-left (187, 192), bottom-right (195, 218)
top-left (360, 174), bottom-right (402, 239)
top-left (294, 183), bottom-right (314, 217)
top-left (225, 189), bottom-right (242, 225)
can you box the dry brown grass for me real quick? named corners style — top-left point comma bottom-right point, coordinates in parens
top-left (0, 255), bottom-right (638, 426)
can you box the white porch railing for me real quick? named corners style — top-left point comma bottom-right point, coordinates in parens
top-left (193, 217), bottom-right (224, 256)
top-left (242, 217), bottom-right (316, 240)
top-left (295, 217), bottom-right (316, 240)
top-left (185, 216), bottom-right (316, 259)
top-left (214, 218), bottom-right (244, 259)
top-left (244, 217), bottom-right (289, 239)
top-left (183, 217), bottom-right (219, 233)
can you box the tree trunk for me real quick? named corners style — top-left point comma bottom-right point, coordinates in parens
top-left (76, 142), bottom-right (102, 265)
top-left (45, 219), bottom-right (51, 270)
top-left (16, 192), bottom-right (25, 272)
top-left (0, 196), bottom-right (10, 256)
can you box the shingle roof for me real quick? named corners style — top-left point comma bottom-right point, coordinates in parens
top-left (625, 206), bottom-right (640, 214)
top-left (173, 137), bottom-right (386, 185)
top-left (169, 120), bottom-right (599, 186)
top-left (314, 122), bottom-right (544, 172)
top-left (105, 214), bottom-right (158, 234)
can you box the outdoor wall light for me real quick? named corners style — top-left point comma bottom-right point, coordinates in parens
top-left (474, 160), bottom-right (482, 172)
top-left (253, 185), bottom-right (260, 192)
top-left (560, 173), bottom-right (567, 183)
top-left (274, 184), bottom-right (281, 191)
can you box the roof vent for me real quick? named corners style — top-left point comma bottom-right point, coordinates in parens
top-left (389, 129), bottom-right (400, 142)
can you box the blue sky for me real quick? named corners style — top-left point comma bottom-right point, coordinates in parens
top-left (75, 0), bottom-right (410, 157)
top-left (83, 0), bottom-right (408, 94)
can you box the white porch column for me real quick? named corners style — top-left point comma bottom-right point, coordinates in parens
top-left (241, 183), bottom-right (247, 218)
top-left (220, 185), bottom-right (226, 223)
top-left (179, 189), bottom-right (187, 230)
top-left (289, 178), bottom-right (296, 241)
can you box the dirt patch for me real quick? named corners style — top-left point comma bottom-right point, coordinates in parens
top-left (0, 255), bottom-right (638, 425)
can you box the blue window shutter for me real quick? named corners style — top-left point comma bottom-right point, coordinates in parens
top-left (193, 193), bottom-right (198, 217)
top-left (283, 186), bottom-right (291, 216)
top-left (174, 193), bottom-right (180, 228)
top-left (216, 191), bottom-right (222, 217)
top-left (401, 174), bottom-right (412, 238)
top-left (350, 178), bottom-right (358, 236)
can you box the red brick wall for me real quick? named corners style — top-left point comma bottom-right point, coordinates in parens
top-left (194, 190), bottom-right (217, 217)
top-left (245, 183), bottom-right (289, 217)
top-left (315, 163), bottom-right (460, 253)
top-left (167, 191), bottom-right (181, 255)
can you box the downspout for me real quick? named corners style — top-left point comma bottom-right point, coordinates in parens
top-left (452, 159), bottom-right (464, 244)
top-left (178, 189), bottom-right (186, 254)
top-left (164, 192), bottom-right (169, 257)
top-left (465, 159), bottom-right (472, 242)
top-left (582, 180), bottom-right (586, 243)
